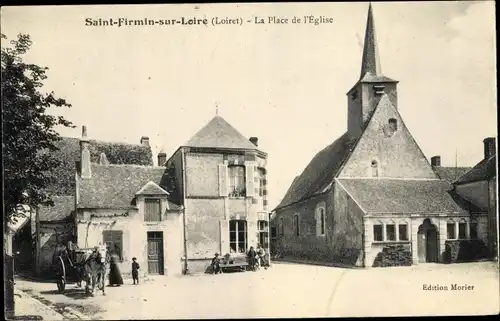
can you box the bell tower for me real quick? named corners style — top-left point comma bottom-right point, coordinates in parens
top-left (347, 3), bottom-right (399, 138)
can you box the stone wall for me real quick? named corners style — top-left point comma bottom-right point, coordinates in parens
top-left (38, 222), bottom-right (74, 275)
top-left (274, 182), bottom-right (364, 266)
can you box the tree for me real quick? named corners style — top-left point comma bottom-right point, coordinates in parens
top-left (2, 33), bottom-right (75, 225)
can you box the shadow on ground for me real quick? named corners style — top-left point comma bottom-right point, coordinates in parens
top-left (40, 288), bottom-right (90, 300)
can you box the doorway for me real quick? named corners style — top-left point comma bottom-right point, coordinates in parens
top-left (417, 219), bottom-right (439, 263)
top-left (147, 232), bottom-right (164, 275)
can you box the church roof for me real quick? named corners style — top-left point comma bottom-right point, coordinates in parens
top-left (337, 178), bottom-right (479, 214)
top-left (183, 116), bottom-right (258, 150)
top-left (78, 164), bottom-right (181, 210)
top-left (433, 166), bottom-right (472, 183)
top-left (455, 155), bottom-right (496, 184)
top-left (274, 132), bottom-right (357, 211)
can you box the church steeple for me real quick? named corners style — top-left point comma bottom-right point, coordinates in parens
top-left (346, 3), bottom-right (399, 139)
top-left (360, 3), bottom-right (382, 80)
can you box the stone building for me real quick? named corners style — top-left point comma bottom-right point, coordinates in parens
top-left (164, 115), bottom-right (270, 273)
top-left (74, 127), bottom-right (183, 277)
top-left (271, 4), bottom-right (491, 267)
top-left (453, 137), bottom-right (497, 257)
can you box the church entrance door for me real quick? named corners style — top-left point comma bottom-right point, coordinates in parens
top-left (417, 219), bottom-right (439, 263)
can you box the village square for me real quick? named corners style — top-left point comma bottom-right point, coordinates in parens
top-left (3, 2), bottom-right (499, 320)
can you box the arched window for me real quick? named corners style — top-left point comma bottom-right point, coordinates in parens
top-left (293, 214), bottom-right (300, 237)
top-left (458, 219), bottom-right (467, 239)
top-left (279, 217), bottom-right (284, 236)
top-left (470, 219), bottom-right (478, 239)
top-left (371, 160), bottom-right (379, 177)
top-left (446, 219), bottom-right (456, 239)
top-left (316, 207), bottom-right (326, 236)
top-left (388, 118), bottom-right (398, 131)
top-left (373, 220), bottom-right (383, 241)
top-left (386, 220), bottom-right (396, 241)
top-left (398, 221), bottom-right (409, 241)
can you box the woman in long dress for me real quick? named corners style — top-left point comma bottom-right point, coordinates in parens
top-left (108, 246), bottom-right (124, 286)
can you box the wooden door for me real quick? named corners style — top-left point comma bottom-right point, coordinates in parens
top-left (417, 230), bottom-right (426, 263)
top-left (147, 232), bottom-right (164, 275)
top-left (426, 229), bottom-right (438, 263)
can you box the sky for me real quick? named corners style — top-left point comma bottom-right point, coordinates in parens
top-left (1, 2), bottom-right (497, 210)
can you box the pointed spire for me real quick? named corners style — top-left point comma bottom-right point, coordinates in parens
top-left (360, 2), bottom-right (382, 79)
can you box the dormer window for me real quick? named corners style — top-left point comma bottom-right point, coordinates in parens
top-left (145, 199), bottom-right (162, 222)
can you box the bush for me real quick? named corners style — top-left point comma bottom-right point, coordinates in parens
top-left (372, 244), bottom-right (412, 267)
top-left (445, 239), bottom-right (489, 263)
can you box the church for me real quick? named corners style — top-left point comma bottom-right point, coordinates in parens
top-left (271, 4), bottom-right (492, 267)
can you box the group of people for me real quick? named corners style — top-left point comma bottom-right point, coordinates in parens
top-left (211, 244), bottom-right (270, 274)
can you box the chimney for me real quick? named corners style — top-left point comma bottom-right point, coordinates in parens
top-left (249, 137), bottom-right (259, 147)
top-left (431, 156), bottom-right (441, 167)
top-left (483, 137), bottom-right (496, 159)
top-left (157, 152), bottom-right (167, 167)
top-left (140, 136), bottom-right (150, 146)
top-left (80, 125), bottom-right (91, 179)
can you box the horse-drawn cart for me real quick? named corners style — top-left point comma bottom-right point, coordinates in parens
top-left (53, 246), bottom-right (106, 295)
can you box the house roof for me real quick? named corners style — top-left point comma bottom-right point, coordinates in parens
top-left (433, 166), bottom-right (472, 183)
top-left (455, 155), bottom-right (496, 184)
top-left (39, 195), bottom-right (75, 222)
top-left (46, 137), bottom-right (153, 196)
top-left (274, 132), bottom-right (357, 211)
top-left (136, 181), bottom-right (170, 196)
top-left (183, 116), bottom-right (258, 150)
top-left (337, 178), bottom-right (478, 214)
top-left (78, 164), bottom-right (182, 211)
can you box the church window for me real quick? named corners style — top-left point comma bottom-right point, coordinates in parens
top-left (458, 219), bottom-right (467, 239)
top-left (398, 223), bottom-right (409, 241)
top-left (386, 223), bottom-right (396, 241)
top-left (373, 224), bottom-right (383, 241)
top-left (447, 220), bottom-right (456, 239)
top-left (470, 219), bottom-right (478, 239)
top-left (388, 118), bottom-right (398, 131)
top-left (293, 214), bottom-right (300, 237)
top-left (228, 165), bottom-right (246, 197)
top-left (316, 207), bottom-right (326, 236)
top-left (371, 160), bottom-right (379, 177)
top-left (279, 217), bottom-right (284, 236)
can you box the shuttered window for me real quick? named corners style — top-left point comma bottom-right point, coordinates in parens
top-left (145, 199), bottom-right (162, 222)
top-left (103, 230), bottom-right (123, 261)
top-left (228, 166), bottom-right (246, 197)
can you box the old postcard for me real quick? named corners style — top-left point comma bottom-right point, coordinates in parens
top-left (2, 1), bottom-right (498, 319)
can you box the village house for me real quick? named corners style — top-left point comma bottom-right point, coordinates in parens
top-left (271, 4), bottom-right (493, 268)
top-left (453, 137), bottom-right (497, 258)
top-left (14, 133), bottom-right (154, 276)
top-left (164, 115), bottom-right (270, 273)
top-left (74, 126), bottom-right (184, 277)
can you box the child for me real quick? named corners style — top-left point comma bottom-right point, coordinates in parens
top-left (211, 253), bottom-right (222, 274)
top-left (132, 257), bottom-right (140, 285)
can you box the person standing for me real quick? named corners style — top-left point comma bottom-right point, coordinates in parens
top-left (108, 245), bottom-right (124, 286)
top-left (132, 257), bottom-right (140, 285)
top-left (247, 246), bottom-right (257, 271)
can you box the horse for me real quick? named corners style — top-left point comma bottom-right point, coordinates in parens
top-left (83, 246), bottom-right (110, 296)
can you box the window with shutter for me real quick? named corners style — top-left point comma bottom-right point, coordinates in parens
top-left (228, 166), bottom-right (246, 197)
top-left (103, 230), bottom-right (123, 261)
top-left (246, 164), bottom-right (255, 197)
top-left (144, 199), bottom-right (162, 222)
